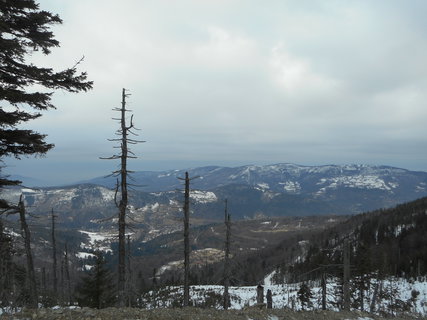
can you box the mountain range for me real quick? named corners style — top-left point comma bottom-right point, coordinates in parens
top-left (4, 163), bottom-right (427, 298)
top-left (3, 163), bottom-right (427, 230)
top-left (83, 163), bottom-right (427, 194)
top-left (3, 164), bottom-right (427, 316)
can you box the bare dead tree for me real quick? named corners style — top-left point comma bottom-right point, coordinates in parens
top-left (51, 209), bottom-right (58, 296)
top-left (1, 197), bottom-right (38, 307)
top-left (60, 256), bottom-right (64, 305)
top-left (101, 88), bottom-right (143, 307)
top-left (18, 195), bottom-right (38, 308)
top-left (64, 243), bottom-right (71, 305)
top-left (223, 199), bottom-right (231, 310)
top-left (182, 172), bottom-right (191, 307)
top-left (177, 171), bottom-right (198, 307)
top-left (42, 267), bottom-right (46, 300)
top-left (343, 239), bottom-right (350, 311)
top-left (126, 234), bottom-right (133, 307)
top-left (370, 280), bottom-right (379, 313)
top-left (266, 289), bottom-right (272, 309)
top-left (321, 272), bottom-right (327, 310)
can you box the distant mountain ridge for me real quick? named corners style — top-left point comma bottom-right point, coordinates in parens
top-left (84, 163), bottom-right (427, 195)
top-left (2, 163), bottom-right (427, 228)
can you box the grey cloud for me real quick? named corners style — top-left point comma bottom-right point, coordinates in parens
top-left (10, 0), bottom-right (427, 184)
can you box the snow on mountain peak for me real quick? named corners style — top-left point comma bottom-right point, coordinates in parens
top-left (190, 190), bottom-right (217, 203)
top-left (317, 175), bottom-right (398, 191)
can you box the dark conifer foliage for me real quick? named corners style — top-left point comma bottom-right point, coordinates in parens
top-left (76, 252), bottom-right (116, 309)
top-left (282, 197), bottom-right (427, 282)
top-left (0, 218), bottom-right (14, 306)
top-left (0, 0), bottom-right (92, 186)
top-left (297, 283), bottom-right (313, 310)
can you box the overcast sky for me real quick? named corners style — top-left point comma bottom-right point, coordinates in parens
top-left (5, 0), bottom-right (427, 185)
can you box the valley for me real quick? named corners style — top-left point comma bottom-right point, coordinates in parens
top-left (2, 163), bottom-right (427, 317)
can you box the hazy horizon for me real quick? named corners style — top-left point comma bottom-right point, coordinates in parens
top-left (5, 1), bottom-right (427, 186)
top-left (6, 160), bottom-right (427, 188)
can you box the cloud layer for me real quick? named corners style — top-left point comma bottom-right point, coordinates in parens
top-left (6, 0), bottom-right (427, 184)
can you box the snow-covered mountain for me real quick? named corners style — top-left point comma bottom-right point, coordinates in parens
top-left (82, 163), bottom-right (427, 215)
top-left (3, 164), bottom-right (427, 227)
top-left (85, 163), bottom-right (427, 195)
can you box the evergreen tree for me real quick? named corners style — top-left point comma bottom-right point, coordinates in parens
top-left (0, 218), bottom-right (14, 307)
top-left (0, 0), bottom-right (92, 191)
top-left (297, 282), bottom-right (313, 311)
top-left (76, 252), bottom-right (116, 309)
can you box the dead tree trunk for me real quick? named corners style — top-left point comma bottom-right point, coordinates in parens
top-left (101, 88), bottom-right (142, 307)
top-left (41, 267), bottom-right (46, 298)
top-left (177, 171), bottom-right (199, 307)
top-left (183, 171), bottom-right (190, 307)
top-left (64, 243), bottom-right (71, 305)
top-left (18, 195), bottom-right (38, 308)
top-left (370, 281), bottom-right (379, 313)
top-left (126, 234), bottom-right (133, 307)
top-left (266, 289), bottom-right (272, 309)
top-left (359, 276), bottom-right (365, 311)
top-left (343, 239), bottom-right (350, 311)
top-left (256, 284), bottom-right (264, 305)
top-left (321, 272), bottom-right (327, 310)
top-left (223, 199), bottom-right (231, 310)
top-left (117, 88), bottom-right (129, 307)
top-left (60, 257), bottom-right (65, 305)
top-left (51, 209), bottom-right (58, 296)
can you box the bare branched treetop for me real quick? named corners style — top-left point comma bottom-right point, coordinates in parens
top-left (100, 88), bottom-right (143, 307)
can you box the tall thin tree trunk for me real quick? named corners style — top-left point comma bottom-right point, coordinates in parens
top-left (321, 272), bottom-right (327, 310)
top-left (183, 171), bottom-right (190, 307)
top-left (101, 88), bottom-right (142, 307)
top-left (64, 243), bottom-right (71, 305)
top-left (126, 234), bottom-right (132, 307)
top-left (117, 88), bottom-right (128, 307)
top-left (41, 267), bottom-right (47, 303)
top-left (223, 199), bottom-right (231, 310)
top-left (360, 276), bottom-right (365, 311)
top-left (370, 281), bottom-right (379, 313)
top-left (51, 209), bottom-right (58, 296)
top-left (60, 258), bottom-right (65, 306)
top-left (343, 239), bottom-right (350, 311)
top-left (18, 195), bottom-right (38, 308)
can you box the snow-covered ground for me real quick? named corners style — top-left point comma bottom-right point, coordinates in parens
top-left (141, 276), bottom-right (427, 317)
top-left (78, 230), bottom-right (117, 253)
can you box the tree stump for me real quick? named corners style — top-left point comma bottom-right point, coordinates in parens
top-left (266, 289), bottom-right (272, 309)
top-left (256, 284), bottom-right (264, 305)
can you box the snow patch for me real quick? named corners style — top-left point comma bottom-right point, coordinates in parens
top-left (78, 230), bottom-right (115, 253)
top-left (190, 190), bottom-right (217, 203)
top-left (76, 252), bottom-right (96, 259)
top-left (141, 202), bottom-right (160, 212)
top-left (279, 181), bottom-right (301, 193)
top-left (141, 276), bottom-right (427, 315)
top-left (256, 183), bottom-right (270, 190)
top-left (317, 175), bottom-right (397, 191)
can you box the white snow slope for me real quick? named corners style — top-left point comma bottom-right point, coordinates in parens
top-left (141, 276), bottom-right (427, 318)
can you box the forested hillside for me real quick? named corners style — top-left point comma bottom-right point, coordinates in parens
top-left (284, 197), bottom-right (427, 282)
top-left (191, 197), bottom-right (427, 288)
